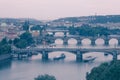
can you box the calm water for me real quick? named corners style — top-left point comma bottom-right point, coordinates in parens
top-left (1, 51), bottom-right (118, 80)
top-left (0, 38), bottom-right (119, 80)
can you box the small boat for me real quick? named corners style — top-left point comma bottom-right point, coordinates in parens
top-left (83, 56), bottom-right (97, 62)
top-left (53, 53), bottom-right (66, 60)
top-left (104, 53), bottom-right (108, 56)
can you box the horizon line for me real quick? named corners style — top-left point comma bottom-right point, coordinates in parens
top-left (0, 14), bottom-right (120, 21)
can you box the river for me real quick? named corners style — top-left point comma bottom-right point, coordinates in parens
top-left (0, 38), bottom-right (119, 80)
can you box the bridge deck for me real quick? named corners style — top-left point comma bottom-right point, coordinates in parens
top-left (13, 45), bottom-right (120, 55)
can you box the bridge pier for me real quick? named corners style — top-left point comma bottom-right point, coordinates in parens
top-left (91, 39), bottom-right (96, 46)
top-left (112, 51), bottom-right (118, 61)
top-left (64, 32), bottom-right (67, 37)
top-left (104, 39), bottom-right (109, 46)
top-left (118, 40), bottom-right (120, 46)
top-left (63, 38), bottom-right (68, 45)
top-left (76, 51), bottom-right (83, 62)
top-left (77, 39), bottom-right (82, 46)
top-left (42, 51), bottom-right (48, 61)
top-left (52, 32), bottom-right (55, 36)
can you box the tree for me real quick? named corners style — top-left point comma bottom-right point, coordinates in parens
top-left (68, 24), bottom-right (112, 37)
top-left (34, 74), bottom-right (56, 80)
top-left (13, 32), bottom-right (35, 48)
top-left (0, 37), bottom-right (8, 45)
top-left (15, 39), bottom-right (27, 49)
top-left (68, 26), bottom-right (76, 35)
top-left (86, 61), bottom-right (120, 80)
top-left (31, 25), bottom-right (42, 30)
top-left (8, 39), bottom-right (12, 44)
top-left (20, 32), bottom-right (35, 46)
top-left (13, 38), bottom-right (20, 45)
top-left (0, 38), bottom-right (11, 55)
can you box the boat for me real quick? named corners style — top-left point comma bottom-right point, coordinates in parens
top-left (104, 53), bottom-right (109, 56)
top-left (83, 56), bottom-right (97, 62)
top-left (53, 53), bottom-right (66, 60)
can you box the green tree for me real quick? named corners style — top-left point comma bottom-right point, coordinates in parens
top-left (31, 25), bottom-right (42, 30)
top-left (15, 39), bottom-right (27, 49)
top-left (8, 39), bottom-right (13, 44)
top-left (20, 32), bottom-right (35, 46)
top-left (69, 24), bottom-right (112, 37)
top-left (0, 38), bottom-right (11, 55)
top-left (0, 37), bottom-right (8, 45)
top-left (68, 26), bottom-right (76, 35)
top-left (86, 61), bottom-right (120, 80)
top-left (13, 38), bottom-right (20, 45)
top-left (34, 74), bottom-right (56, 80)
top-left (13, 32), bottom-right (35, 48)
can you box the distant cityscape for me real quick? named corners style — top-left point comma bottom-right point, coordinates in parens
top-left (0, 15), bottom-right (120, 41)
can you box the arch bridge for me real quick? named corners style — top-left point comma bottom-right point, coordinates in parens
top-left (46, 29), bottom-right (69, 36)
top-left (12, 45), bottom-right (120, 62)
top-left (44, 35), bottom-right (120, 46)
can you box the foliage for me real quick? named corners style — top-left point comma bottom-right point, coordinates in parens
top-left (19, 32), bottom-right (35, 45)
top-left (31, 25), bottom-right (42, 30)
top-left (34, 74), bottom-right (56, 80)
top-left (13, 38), bottom-right (20, 45)
top-left (0, 37), bottom-right (8, 45)
top-left (14, 32), bottom-right (35, 48)
top-left (68, 24), bottom-right (120, 36)
top-left (0, 38), bottom-right (11, 55)
top-left (86, 61), bottom-right (120, 80)
top-left (15, 39), bottom-right (27, 49)
top-left (68, 26), bottom-right (76, 35)
top-left (53, 15), bottom-right (120, 23)
top-left (90, 15), bottom-right (120, 23)
top-left (8, 39), bottom-right (12, 44)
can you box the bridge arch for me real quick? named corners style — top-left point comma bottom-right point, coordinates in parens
top-left (81, 38), bottom-right (91, 45)
top-left (109, 38), bottom-right (118, 46)
top-left (82, 51), bottom-right (113, 55)
top-left (55, 38), bottom-right (63, 45)
top-left (95, 38), bottom-right (104, 46)
top-left (83, 52), bottom-right (113, 61)
top-left (68, 38), bottom-right (77, 45)
top-left (54, 32), bottom-right (65, 36)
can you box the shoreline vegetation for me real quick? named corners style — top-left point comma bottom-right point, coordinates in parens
top-left (86, 60), bottom-right (120, 80)
top-left (0, 38), bottom-right (12, 61)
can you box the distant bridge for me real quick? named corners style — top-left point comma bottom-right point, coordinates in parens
top-left (38, 28), bottom-right (120, 46)
top-left (38, 35), bottom-right (120, 46)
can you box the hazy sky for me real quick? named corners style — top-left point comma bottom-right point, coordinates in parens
top-left (0, 0), bottom-right (120, 20)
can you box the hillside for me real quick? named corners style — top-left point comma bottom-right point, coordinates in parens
top-left (0, 18), bottom-right (41, 26)
top-left (52, 15), bottom-right (120, 24)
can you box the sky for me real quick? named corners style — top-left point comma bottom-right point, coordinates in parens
top-left (0, 0), bottom-right (120, 20)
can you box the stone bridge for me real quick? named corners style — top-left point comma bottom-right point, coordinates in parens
top-left (37, 28), bottom-right (120, 46)
top-left (38, 35), bottom-right (120, 46)
top-left (12, 45), bottom-right (120, 62)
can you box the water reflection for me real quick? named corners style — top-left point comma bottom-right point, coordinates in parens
top-left (0, 59), bottom-right (12, 70)
top-left (0, 53), bottom-right (117, 80)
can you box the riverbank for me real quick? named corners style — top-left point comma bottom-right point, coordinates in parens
top-left (0, 54), bottom-right (11, 61)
